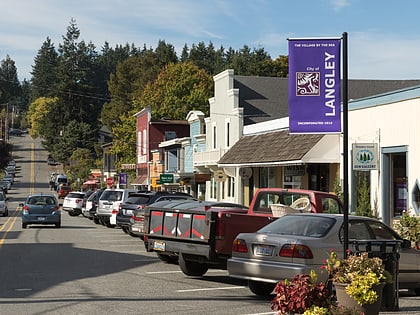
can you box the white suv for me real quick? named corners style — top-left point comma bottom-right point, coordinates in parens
top-left (62, 191), bottom-right (86, 216)
top-left (96, 188), bottom-right (137, 227)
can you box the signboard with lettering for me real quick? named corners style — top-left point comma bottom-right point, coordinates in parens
top-left (288, 38), bottom-right (341, 134)
top-left (352, 143), bottom-right (379, 171)
top-left (160, 173), bottom-right (174, 183)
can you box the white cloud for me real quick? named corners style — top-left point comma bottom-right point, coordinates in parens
top-left (330, 0), bottom-right (351, 11)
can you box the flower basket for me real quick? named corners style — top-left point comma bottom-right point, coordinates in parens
top-left (334, 282), bottom-right (385, 315)
top-left (270, 203), bottom-right (300, 217)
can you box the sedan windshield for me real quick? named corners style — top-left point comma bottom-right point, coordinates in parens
top-left (258, 214), bottom-right (336, 237)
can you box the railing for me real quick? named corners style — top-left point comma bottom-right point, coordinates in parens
top-left (193, 148), bottom-right (228, 166)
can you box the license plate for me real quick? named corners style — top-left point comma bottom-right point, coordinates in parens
top-left (153, 241), bottom-right (166, 251)
top-left (123, 210), bottom-right (133, 216)
top-left (255, 245), bottom-right (274, 256)
top-left (37, 217), bottom-right (46, 221)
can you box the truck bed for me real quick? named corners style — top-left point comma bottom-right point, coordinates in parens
top-left (144, 200), bottom-right (276, 263)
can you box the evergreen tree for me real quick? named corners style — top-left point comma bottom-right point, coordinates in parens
top-left (0, 55), bottom-right (21, 104)
top-left (355, 175), bottom-right (372, 217)
top-left (30, 37), bottom-right (59, 100)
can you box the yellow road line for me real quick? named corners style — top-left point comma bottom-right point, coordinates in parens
top-left (0, 140), bottom-right (34, 245)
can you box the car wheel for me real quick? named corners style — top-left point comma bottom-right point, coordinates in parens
top-left (156, 252), bottom-right (179, 264)
top-left (414, 288), bottom-right (420, 296)
top-left (122, 227), bottom-right (129, 234)
top-left (22, 223), bottom-right (27, 229)
top-left (179, 254), bottom-right (208, 276)
top-left (68, 212), bottom-right (79, 217)
top-left (93, 217), bottom-right (100, 224)
top-left (248, 280), bottom-right (276, 296)
top-left (55, 222), bottom-right (61, 228)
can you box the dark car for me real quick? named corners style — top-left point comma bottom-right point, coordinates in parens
top-left (117, 191), bottom-right (196, 237)
top-left (87, 189), bottom-right (105, 223)
top-left (20, 194), bottom-right (61, 228)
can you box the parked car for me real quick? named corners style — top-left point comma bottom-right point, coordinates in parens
top-left (9, 128), bottom-right (22, 136)
top-left (0, 180), bottom-right (10, 194)
top-left (20, 194), bottom-right (61, 228)
top-left (47, 156), bottom-right (57, 165)
top-left (96, 188), bottom-right (137, 227)
top-left (0, 192), bottom-right (8, 216)
top-left (57, 185), bottom-right (71, 198)
top-left (62, 191), bottom-right (86, 216)
top-left (227, 213), bottom-right (419, 295)
top-left (82, 189), bottom-right (104, 219)
top-left (3, 174), bottom-right (14, 185)
top-left (5, 165), bottom-right (16, 177)
top-left (117, 191), bottom-right (195, 237)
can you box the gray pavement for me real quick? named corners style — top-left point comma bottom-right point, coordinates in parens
top-left (380, 290), bottom-right (420, 314)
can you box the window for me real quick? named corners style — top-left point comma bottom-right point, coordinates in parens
top-left (142, 129), bottom-right (147, 155)
top-left (212, 123), bottom-right (217, 149)
top-left (225, 119), bottom-right (230, 148)
top-left (210, 178), bottom-right (217, 200)
top-left (227, 176), bottom-right (235, 198)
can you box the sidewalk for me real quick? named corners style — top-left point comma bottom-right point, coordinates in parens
top-left (380, 291), bottom-right (420, 314)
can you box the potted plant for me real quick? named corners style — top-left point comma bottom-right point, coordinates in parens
top-left (324, 250), bottom-right (392, 315)
top-left (270, 270), bottom-right (334, 315)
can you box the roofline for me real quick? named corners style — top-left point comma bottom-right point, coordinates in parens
top-left (218, 160), bottom-right (305, 168)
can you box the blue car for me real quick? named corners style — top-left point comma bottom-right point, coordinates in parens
top-left (20, 194), bottom-right (61, 228)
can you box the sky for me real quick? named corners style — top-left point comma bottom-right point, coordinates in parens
top-left (2, 0), bottom-right (420, 81)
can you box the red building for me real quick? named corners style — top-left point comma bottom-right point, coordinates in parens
top-left (132, 106), bottom-right (189, 189)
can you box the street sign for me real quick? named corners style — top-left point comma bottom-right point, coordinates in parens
top-left (160, 174), bottom-right (174, 183)
top-left (106, 177), bottom-right (114, 186)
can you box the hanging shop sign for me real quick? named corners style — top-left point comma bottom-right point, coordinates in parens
top-left (352, 143), bottom-right (379, 171)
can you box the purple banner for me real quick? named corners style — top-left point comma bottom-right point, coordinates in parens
top-left (288, 38), bottom-right (341, 133)
top-left (119, 172), bottom-right (127, 185)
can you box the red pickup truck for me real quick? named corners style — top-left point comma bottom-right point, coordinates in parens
top-left (143, 188), bottom-right (343, 276)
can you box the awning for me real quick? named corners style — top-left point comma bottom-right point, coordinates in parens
top-left (83, 180), bottom-right (97, 185)
top-left (217, 130), bottom-right (340, 167)
top-left (130, 175), bottom-right (148, 186)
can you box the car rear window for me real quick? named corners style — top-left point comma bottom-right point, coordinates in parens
top-left (101, 190), bottom-right (123, 201)
top-left (125, 195), bottom-right (151, 205)
top-left (67, 192), bottom-right (85, 198)
top-left (258, 215), bottom-right (335, 238)
top-left (28, 196), bottom-right (56, 205)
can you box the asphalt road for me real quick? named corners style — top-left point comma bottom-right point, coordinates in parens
top-left (0, 134), bottom-right (419, 315)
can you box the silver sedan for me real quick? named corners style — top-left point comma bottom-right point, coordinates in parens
top-left (227, 213), bottom-right (419, 295)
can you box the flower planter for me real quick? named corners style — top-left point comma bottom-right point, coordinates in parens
top-left (334, 282), bottom-right (385, 315)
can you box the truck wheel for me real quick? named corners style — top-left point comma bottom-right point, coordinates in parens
top-left (248, 280), bottom-right (276, 296)
top-left (179, 254), bottom-right (208, 276)
top-left (156, 252), bottom-right (178, 264)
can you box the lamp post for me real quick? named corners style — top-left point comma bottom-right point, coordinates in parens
top-left (0, 103), bottom-right (8, 141)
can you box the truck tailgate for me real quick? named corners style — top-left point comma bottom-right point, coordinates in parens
top-left (214, 211), bottom-right (277, 256)
top-left (147, 207), bottom-right (210, 241)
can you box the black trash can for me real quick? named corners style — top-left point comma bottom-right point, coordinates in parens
top-left (349, 240), bottom-right (401, 312)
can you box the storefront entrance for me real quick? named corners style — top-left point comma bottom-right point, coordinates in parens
top-left (381, 146), bottom-right (408, 225)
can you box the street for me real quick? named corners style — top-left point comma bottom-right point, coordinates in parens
top-left (0, 134), bottom-right (419, 314)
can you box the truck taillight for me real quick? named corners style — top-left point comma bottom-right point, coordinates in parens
top-left (279, 244), bottom-right (313, 259)
top-left (232, 239), bottom-right (248, 253)
top-left (112, 209), bottom-right (119, 214)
